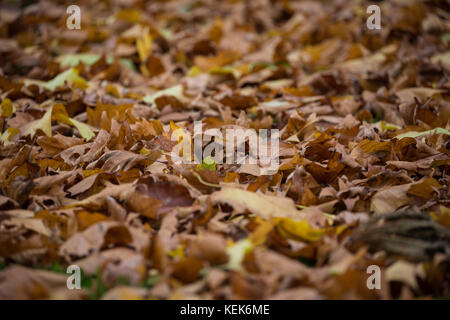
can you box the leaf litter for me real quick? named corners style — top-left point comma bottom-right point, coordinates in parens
top-left (0, 0), bottom-right (449, 300)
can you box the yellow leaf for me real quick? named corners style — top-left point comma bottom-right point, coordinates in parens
top-left (4, 217), bottom-right (51, 237)
top-left (226, 238), bottom-right (253, 272)
top-left (51, 103), bottom-right (71, 124)
top-left (210, 187), bottom-right (306, 220)
top-left (358, 139), bottom-right (392, 155)
top-left (395, 87), bottom-right (444, 104)
top-left (187, 66), bottom-right (202, 77)
top-left (379, 121), bottom-right (401, 131)
top-left (77, 211), bottom-right (110, 230)
top-left (167, 245), bottom-right (186, 259)
top-left (209, 65), bottom-right (242, 79)
top-left (116, 9), bottom-right (141, 23)
top-left (136, 28), bottom-right (152, 62)
top-left (169, 120), bottom-right (181, 132)
top-left (0, 127), bottom-right (20, 144)
top-left (1, 98), bottom-right (13, 117)
top-left (386, 260), bottom-right (424, 290)
top-left (24, 68), bottom-right (88, 91)
top-left (24, 104), bottom-right (94, 140)
top-left (24, 106), bottom-right (53, 137)
top-left (275, 218), bottom-right (324, 242)
top-left (370, 183), bottom-right (410, 215)
top-left (407, 177), bottom-right (442, 199)
top-left (69, 118), bottom-right (95, 141)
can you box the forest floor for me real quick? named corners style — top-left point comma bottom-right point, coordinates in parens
top-left (0, 0), bottom-right (449, 299)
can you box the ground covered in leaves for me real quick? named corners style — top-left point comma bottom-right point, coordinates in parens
top-left (0, 0), bottom-right (450, 300)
